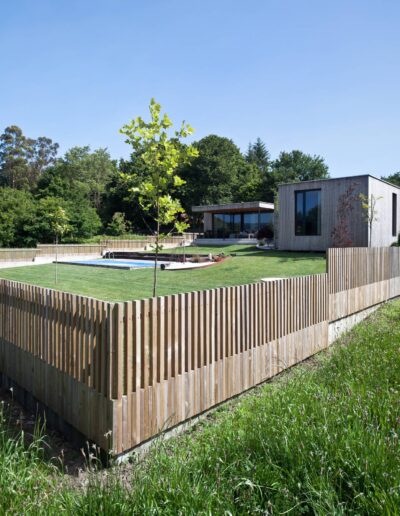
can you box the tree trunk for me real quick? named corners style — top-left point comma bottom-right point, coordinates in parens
top-left (55, 233), bottom-right (58, 284)
top-left (153, 211), bottom-right (159, 298)
top-left (369, 221), bottom-right (372, 247)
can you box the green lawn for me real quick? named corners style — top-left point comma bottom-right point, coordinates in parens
top-left (0, 245), bottom-right (325, 301)
top-left (1, 298), bottom-right (399, 513)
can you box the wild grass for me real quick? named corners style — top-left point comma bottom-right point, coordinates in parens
top-left (0, 403), bottom-right (59, 514)
top-left (1, 300), bottom-right (399, 514)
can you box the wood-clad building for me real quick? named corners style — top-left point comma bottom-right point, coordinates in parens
top-left (277, 175), bottom-right (400, 251)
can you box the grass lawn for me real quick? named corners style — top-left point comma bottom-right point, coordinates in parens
top-left (1, 299), bottom-right (399, 513)
top-left (0, 245), bottom-right (325, 301)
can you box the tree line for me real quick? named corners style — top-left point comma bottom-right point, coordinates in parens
top-left (0, 124), bottom-right (330, 247)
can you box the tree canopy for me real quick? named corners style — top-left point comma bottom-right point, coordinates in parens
top-left (179, 135), bottom-right (263, 209)
top-left (382, 172), bottom-right (400, 187)
top-left (0, 122), bottom-right (333, 247)
top-left (0, 126), bottom-right (58, 190)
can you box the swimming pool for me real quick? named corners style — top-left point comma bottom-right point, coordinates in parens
top-left (58, 259), bottom-right (169, 270)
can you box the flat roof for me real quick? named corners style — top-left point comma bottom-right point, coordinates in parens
top-left (278, 174), bottom-right (400, 190)
top-left (191, 201), bottom-right (274, 213)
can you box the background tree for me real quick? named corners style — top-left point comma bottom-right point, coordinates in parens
top-left (0, 126), bottom-right (59, 190)
top-left (106, 212), bottom-right (130, 236)
top-left (25, 196), bottom-right (101, 244)
top-left (0, 126), bottom-right (33, 189)
top-left (272, 150), bottom-right (329, 195)
top-left (28, 136), bottom-right (59, 186)
top-left (56, 146), bottom-right (117, 210)
top-left (382, 171), bottom-right (400, 187)
top-left (246, 138), bottom-right (274, 201)
top-left (359, 193), bottom-right (382, 247)
top-left (179, 135), bottom-right (262, 211)
top-left (246, 138), bottom-right (270, 171)
top-left (120, 98), bottom-right (198, 296)
top-left (0, 188), bottom-right (36, 247)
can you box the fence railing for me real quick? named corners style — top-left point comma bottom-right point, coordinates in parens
top-left (0, 247), bottom-right (399, 454)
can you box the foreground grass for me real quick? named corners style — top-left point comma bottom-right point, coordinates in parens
top-left (1, 300), bottom-right (399, 513)
top-left (0, 245), bottom-right (325, 301)
top-left (0, 408), bottom-right (59, 514)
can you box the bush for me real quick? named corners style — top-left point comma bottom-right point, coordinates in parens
top-left (256, 223), bottom-right (274, 240)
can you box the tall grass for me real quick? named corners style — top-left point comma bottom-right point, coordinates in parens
top-left (1, 301), bottom-right (399, 514)
top-left (63, 301), bottom-right (400, 514)
top-left (0, 404), bottom-right (60, 514)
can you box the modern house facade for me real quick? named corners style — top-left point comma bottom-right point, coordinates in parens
top-left (192, 201), bottom-right (274, 244)
top-left (278, 175), bottom-right (400, 251)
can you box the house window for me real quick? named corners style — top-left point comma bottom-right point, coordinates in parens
top-left (243, 213), bottom-right (259, 233)
top-left (392, 193), bottom-right (397, 237)
top-left (295, 189), bottom-right (321, 236)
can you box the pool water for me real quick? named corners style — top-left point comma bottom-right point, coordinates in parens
top-left (58, 259), bottom-right (169, 270)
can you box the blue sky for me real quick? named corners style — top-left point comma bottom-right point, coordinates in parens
top-left (1, 0), bottom-right (399, 177)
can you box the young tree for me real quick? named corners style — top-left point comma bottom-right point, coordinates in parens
top-left (106, 212), bottom-right (130, 236)
top-left (331, 183), bottom-right (358, 247)
top-left (47, 204), bottom-right (70, 284)
top-left (359, 193), bottom-right (382, 247)
top-left (120, 99), bottom-right (198, 296)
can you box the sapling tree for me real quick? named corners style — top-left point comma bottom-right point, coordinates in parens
top-left (48, 206), bottom-right (70, 284)
top-left (331, 182), bottom-right (358, 247)
top-left (359, 193), bottom-right (382, 247)
top-left (120, 99), bottom-right (198, 297)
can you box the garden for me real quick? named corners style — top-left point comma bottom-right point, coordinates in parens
top-left (0, 245), bottom-right (326, 301)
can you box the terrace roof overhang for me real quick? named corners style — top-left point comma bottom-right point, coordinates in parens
top-left (191, 201), bottom-right (274, 214)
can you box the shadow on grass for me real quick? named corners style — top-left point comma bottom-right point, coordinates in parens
top-left (224, 248), bottom-right (326, 261)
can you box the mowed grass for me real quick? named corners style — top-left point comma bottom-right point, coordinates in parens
top-left (1, 299), bottom-right (400, 513)
top-left (0, 245), bottom-right (325, 301)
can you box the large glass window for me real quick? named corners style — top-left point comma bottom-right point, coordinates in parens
top-left (260, 212), bottom-right (273, 227)
top-left (232, 214), bottom-right (241, 233)
top-left (393, 193), bottom-right (397, 237)
top-left (243, 213), bottom-right (259, 233)
top-left (212, 210), bottom-right (274, 237)
top-left (295, 190), bottom-right (321, 236)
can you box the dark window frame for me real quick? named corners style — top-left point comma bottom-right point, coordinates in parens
top-left (211, 211), bottom-right (274, 237)
top-left (295, 188), bottom-right (321, 236)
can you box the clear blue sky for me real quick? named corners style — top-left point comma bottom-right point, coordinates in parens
top-left (1, 0), bottom-right (399, 177)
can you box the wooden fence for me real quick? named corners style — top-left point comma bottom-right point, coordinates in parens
top-left (0, 234), bottom-right (198, 262)
top-left (0, 248), bottom-right (38, 262)
top-left (327, 247), bottom-right (400, 320)
top-left (37, 244), bottom-right (104, 256)
top-left (0, 247), bottom-right (399, 455)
